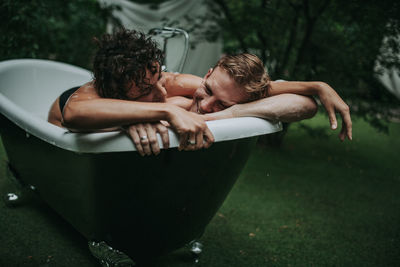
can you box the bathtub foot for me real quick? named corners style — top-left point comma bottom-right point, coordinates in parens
top-left (3, 163), bottom-right (36, 207)
top-left (3, 192), bottom-right (22, 207)
top-left (188, 240), bottom-right (203, 263)
top-left (3, 187), bottom-right (35, 207)
top-left (88, 241), bottom-right (136, 267)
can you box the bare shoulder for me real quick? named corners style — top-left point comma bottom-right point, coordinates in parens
top-left (69, 82), bottom-right (101, 102)
top-left (166, 96), bottom-right (193, 110)
top-left (163, 72), bottom-right (202, 97)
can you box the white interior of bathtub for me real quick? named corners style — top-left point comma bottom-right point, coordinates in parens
top-left (0, 59), bottom-right (282, 153)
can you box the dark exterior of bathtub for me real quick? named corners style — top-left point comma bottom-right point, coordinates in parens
top-left (0, 114), bottom-right (257, 260)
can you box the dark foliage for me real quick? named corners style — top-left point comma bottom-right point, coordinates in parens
top-left (183, 0), bottom-right (400, 138)
top-left (0, 0), bottom-right (118, 69)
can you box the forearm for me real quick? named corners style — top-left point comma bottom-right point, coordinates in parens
top-left (269, 81), bottom-right (325, 97)
top-left (234, 94), bottom-right (317, 122)
top-left (205, 94), bottom-right (317, 122)
top-left (62, 98), bottom-right (171, 131)
top-left (268, 80), bottom-right (352, 141)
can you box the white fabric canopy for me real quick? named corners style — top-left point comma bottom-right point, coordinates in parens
top-left (376, 35), bottom-right (400, 100)
top-left (378, 68), bottom-right (400, 100)
top-left (99, 0), bottom-right (222, 76)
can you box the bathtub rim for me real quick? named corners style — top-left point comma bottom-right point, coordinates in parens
top-left (0, 58), bottom-right (282, 154)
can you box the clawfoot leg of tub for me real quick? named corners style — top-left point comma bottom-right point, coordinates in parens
top-left (3, 192), bottom-right (23, 207)
top-left (3, 163), bottom-right (36, 207)
top-left (188, 240), bottom-right (203, 263)
top-left (88, 241), bottom-right (136, 267)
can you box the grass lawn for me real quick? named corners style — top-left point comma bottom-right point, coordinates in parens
top-left (1, 114), bottom-right (399, 266)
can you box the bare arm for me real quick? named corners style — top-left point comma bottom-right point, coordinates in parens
top-left (61, 83), bottom-right (214, 151)
top-left (204, 93), bottom-right (318, 123)
top-left (61, 82), bottom-right (190, 131)
top-left (63, 96), bottom-right (172, 131)
top-left (269, 81), bottom-right (321, 96)
top-left (269, 81), bottom-right (352, 141)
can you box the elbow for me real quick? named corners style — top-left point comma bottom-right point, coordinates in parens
top-left (61, 103), bottom-right (83, 131)
top-left (303, 96), bottom-right (318, 119)
top-left (293, 96), bottom-right (317, 121)
top-left (279, 95), bottom-right (318, 123)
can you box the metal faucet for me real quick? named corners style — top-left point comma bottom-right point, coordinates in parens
top-left (148, 27), bottom-right (189, 73)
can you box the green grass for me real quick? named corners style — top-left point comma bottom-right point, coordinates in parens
top-left (1, 115), bottom-right (399, 266)
top-left (194, 116), bottom-right (400, 267)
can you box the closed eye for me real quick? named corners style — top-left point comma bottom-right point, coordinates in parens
top-left (219, 102), bottom-right (230, 109)
top-left (204, 82), bottom-right (213, 96)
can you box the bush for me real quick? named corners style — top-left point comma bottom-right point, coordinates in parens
top-left (0, 0), bottom-right (117, 69)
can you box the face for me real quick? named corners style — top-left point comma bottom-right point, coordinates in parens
top-left (126, 62), bottom-right (166, 102)
top-left (189, 67), bottom-right (249, 114)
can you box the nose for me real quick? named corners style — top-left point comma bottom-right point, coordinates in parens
top-left (199, 95), bottom-right (217, 113)
top-left (152, 82), bottom-right (167, 102)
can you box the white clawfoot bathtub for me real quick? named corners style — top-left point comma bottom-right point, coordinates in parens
top-left (0, 59), bottom-right (281, 261)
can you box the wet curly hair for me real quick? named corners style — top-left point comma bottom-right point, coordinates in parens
top-left (92, 28), bottom-right (164, 99)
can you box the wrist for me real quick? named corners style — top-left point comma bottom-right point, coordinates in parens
top-left (163, 103), bottom-right (179, 121)
top-left (230, 104), bottom-right (241, 118)
top-left (314, 81), bottom-right (328, 95)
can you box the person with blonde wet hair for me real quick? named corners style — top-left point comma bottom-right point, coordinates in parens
top-left (194, 53), bottom-right (352, 143)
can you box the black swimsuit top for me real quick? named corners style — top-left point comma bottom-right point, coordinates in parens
top-left (59, 86), bottom-right (80, 112)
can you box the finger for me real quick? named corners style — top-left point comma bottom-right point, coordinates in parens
top-left (328, 109), bottom-right (338, 130)
top-left (195, 131), bottom-right (203, 150)
top-left (179, 132), bottom-right (188, 151)
top-left (137, 125), bottom-right (151, 156)
top-left (347, 125), bottom-right (353, 141)
top-left (341, 110), bottom-right (352, 141)
top-left (145, 123), bottom-right (160, 155)
top-left (185, 132), bottom-right (197, 151)
top-left (339, 120), bottom-right (346, 142)
top-left (160, 120), bottom-right (170, 127)
top-left (156, 123), bottom-right (169, 149)
top-left (127, 126), bottom-right (145, 156)
top-left (203, 127), bottom-right (215, 149)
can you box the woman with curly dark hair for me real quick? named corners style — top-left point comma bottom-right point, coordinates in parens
top-left (49, 28), bottom-right (166, 122)
top-left (48, 28), bottom-right (215, 155)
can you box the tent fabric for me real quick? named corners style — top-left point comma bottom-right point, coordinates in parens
top-left (379, 68), bottom-right (400, 100)
top-left (99, 0), bottom-right (222, 77)
top-left (376, 35), bottom-right (400, 100)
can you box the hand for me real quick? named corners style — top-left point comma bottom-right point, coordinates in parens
top-left (317, 82), bottom-right (352, 141)
top-left (125, 122), bottom-right (169, 156)
top-left (166, 106), bottom-right (214, 151)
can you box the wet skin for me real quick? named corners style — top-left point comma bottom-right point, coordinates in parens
top-left (47, 62), bottom-right (165, 127)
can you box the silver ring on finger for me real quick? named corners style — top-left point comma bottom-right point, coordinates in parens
top-left (187, 140), bottom-right (196, 145)
top-left (140, 136), bottom-right (148, 141)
